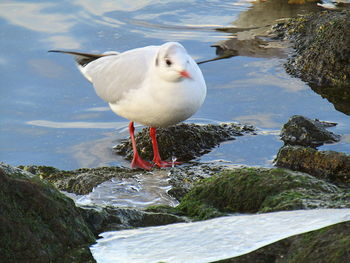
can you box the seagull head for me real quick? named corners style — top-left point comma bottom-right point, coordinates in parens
top-left (155, 42), bottom-right (192, 82)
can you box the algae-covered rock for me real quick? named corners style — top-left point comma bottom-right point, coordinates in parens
top-left (217, 221), bottom-right (350, 263)
top-left (280, 115), bottom-right (340, 147)
top-left (114, 122), bottom-right (256, 162)
top-left (168, 163), bottom-right (230, 200)
top-left (275, 145), bottom-right (350, 186)
top-left (0, 163), bottom-right (95, 263)
top-left (281, 10), bottom-right (350, 88)
top-left (275, 10), bottom-right (350, 115)
top-left (176, 168), bottom-right (350, 220)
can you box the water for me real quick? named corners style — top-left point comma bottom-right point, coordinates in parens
top-left (2, 1), bottom-right (350, 262)
top-left (91, 208), bottom-right (350, 263)
top-left (64, 170), bottom-right (179, 208)
top-left (1, 0), bottom-right (349, 170)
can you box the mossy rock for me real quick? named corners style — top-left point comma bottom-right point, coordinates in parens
top-left (176, 168), bottom-right (350, 220)
top-left (0, 163), bottom-right (96, 263)
top-left (275, 145), bottom-right (350, 186)
top-left (283, 10), bottom-right (350, 88)
top-left (274, 10), bottom-right (350, 114)
top-left (217, 221), bottom-right (350, 263)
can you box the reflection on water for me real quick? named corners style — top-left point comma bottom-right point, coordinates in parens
top-left (27, 120), bottom-right (124, 129)
top-left (65, 170), bottom-right (178, 208)
top-left (0, 0), bottom-right (349, 170)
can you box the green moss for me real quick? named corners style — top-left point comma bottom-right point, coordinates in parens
top-left (145, 204), bottom-right (179, 214)
top-left (286, 222), bottom-right (350, 263)
top-left (175, 168), bottom-right (350, 220)
top-left (0, 164), bottom-right (95, 262)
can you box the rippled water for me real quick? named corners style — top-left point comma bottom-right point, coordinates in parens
top-left (65, 170), bottom-right (179, 208)
top-left (1, 1), bottom-right (349, 169)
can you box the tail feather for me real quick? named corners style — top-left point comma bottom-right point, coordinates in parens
top-left (49, 49), bottom-right (118, 82)
top-left (48, 50), bottom-right (117, 67)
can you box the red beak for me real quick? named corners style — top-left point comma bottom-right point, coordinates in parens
top-left (180, 70), bottom-right (191, 79)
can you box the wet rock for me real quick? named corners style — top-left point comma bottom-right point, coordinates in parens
top-left (20, 165), bottom-right (137, 195)
top-left (167, 163), bottom-right (231, 200)
top-left (174, 167), bottom-right (350, 220)
top-left (275, 145), bottom-right (350, 186)
top-left (280, 115), bottom-right (340, 147)
top-left (0, 163), bottom-right (96, 263)
top-left (114, 122), bottom-right (256, 162)
top-left (81, 206), bottom-right (186, 235)
top-left (274, 10), bottom-right (350, 114)
top-left (217, 221), bottom-right (350, 263)
top-left (279, 10), bottom-right (350, 87)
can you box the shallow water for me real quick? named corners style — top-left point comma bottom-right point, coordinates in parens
top-left (65, 170), bottom-right (179, 208)
top-left (91, 208), bottom-right (350, 263)
top-left (1, 0), bottom-right (349, 170)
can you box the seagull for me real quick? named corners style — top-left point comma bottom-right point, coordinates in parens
top-left (49, 42), bottom-right (207, 170)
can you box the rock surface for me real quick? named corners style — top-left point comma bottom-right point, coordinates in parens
top-left (275, 145), bottom-right (350, 186)
top-left (20, 165), bottom-right (137, 195)
top-left (81, 206), bottom-right (186, 235)
top-left (274, 10), bottom-right (350, 115)
top-left (280, 10), bottom-right (350, 88)
top-left (280, 115), bottom-right (340, 148)
top-left (0, 163), bottom-right (96, 263)
top-left (216, 221), bottom-right (350, 263)
top-left (174, 168), bottom-right (350, 220)
top-left (114, 122), bottom-right (256, 162)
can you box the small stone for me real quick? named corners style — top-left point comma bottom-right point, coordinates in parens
top-left (280, 115), bottom-right (341, 148)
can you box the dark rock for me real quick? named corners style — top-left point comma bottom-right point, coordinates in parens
top-left (114, 122), bottom-right (256, 162)
top-left (167, 163), bottom-right (229, 201)
top-left (275, 145), bottom-right (350, 186)
top-left (81, 206), bottom-right (185, 235)
top-left (0, 163), bottom-right (96, 263)
top-left (20, 165), bottom-right (137, 195)
top-left (274, 10), bottom-right (350, 115)
top-left (175, 167), bottom-right (350, 220)
top-left (216, 221), bottom-right (350, 263)
top-left (280, 115), bottom-right (340, 147)
top-left (280, 10), bottom-right (350, 88)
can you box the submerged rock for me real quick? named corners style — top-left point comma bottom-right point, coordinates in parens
top-left (280, 115), bottom-right (340, 147)
top-left (81, 205), bottom-right (186, 235)
top-left (275, 145), bottom-right (350, 186)
top-left (114, 122), bottom-right (256, 162)
top-left (0, 163), bottom-right (95, 263)
top-left (20, 165), bottom-right (137, 195)
top-left (173, 167), bottom-right (350, 220)
top-left (217, 221), bottom-right (350, 263)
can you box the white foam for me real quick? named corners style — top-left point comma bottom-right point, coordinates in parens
top-left (91, 209), bottom-right (350, 263)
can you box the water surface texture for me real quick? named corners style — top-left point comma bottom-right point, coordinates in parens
top-left (1, 0), bottom-right (349, 169)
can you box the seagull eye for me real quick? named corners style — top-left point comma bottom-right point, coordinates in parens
top-left (165, 58), bottom-right (172, 67)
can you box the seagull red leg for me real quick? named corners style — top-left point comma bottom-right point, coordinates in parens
top-left (149, 127), bottom-right (181, 168)
top-left (128, 122), bottom-right (153, 170)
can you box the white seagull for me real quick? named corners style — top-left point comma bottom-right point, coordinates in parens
top-left (50, 42), bottom-right (207, 170)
